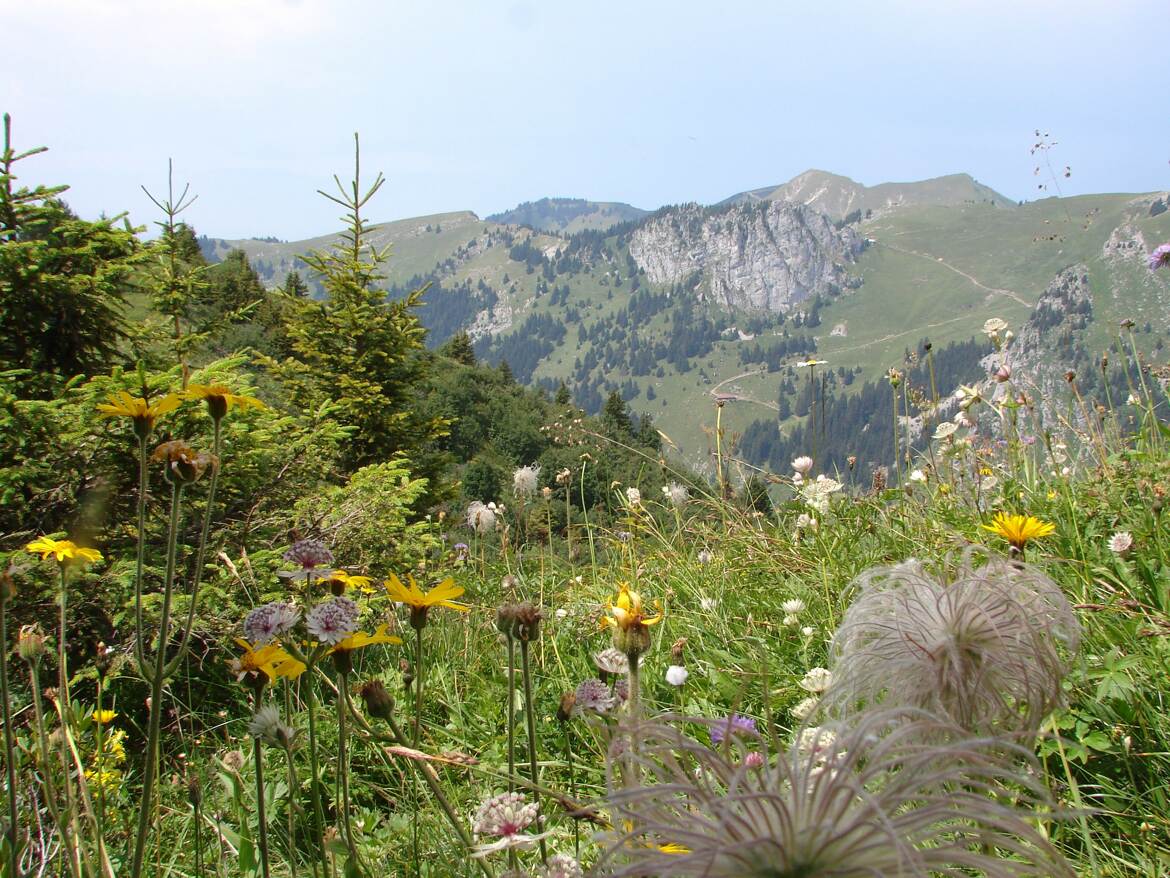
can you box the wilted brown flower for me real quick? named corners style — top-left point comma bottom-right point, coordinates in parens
top-left (151, 440), bottom-right (215, 484)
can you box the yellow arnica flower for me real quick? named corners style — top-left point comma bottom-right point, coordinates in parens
top-left (322, 570), bottom-right (375, 594)
top-left (96, 391), bottom-right (182, 438)
top-left (228, 639), bottom-right (306, 683)
top-left (384, 573), bottom-right (469, 612)
top-left (182, 383), bottom-right (265, 420)
top-left (602, 584), bottom-right (662, 632)
top-left (385, 573), bottom-right (469, 631)
top-left (92, 709), bottom-right (117, 724)
top-left (25, 537), bottom-right (103, 566)
top-left (329, 624), bottom-right (402, 654)
top-left (981, 513), bottom-right (1056, 551)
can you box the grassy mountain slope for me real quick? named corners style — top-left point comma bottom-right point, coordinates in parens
top-left (486, 197), bottom-right (649, 233)
top-left (724, 169), bottom-right (1013, 219)
top-left (200, 179), bottom-right (1170, 473)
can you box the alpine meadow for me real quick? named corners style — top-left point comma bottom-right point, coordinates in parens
top-left (3, 3), bottom-right (1170, 876)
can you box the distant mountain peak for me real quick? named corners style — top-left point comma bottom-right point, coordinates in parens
top-left (487, 197), bottom-right (649, 233)
top-left (721, 170), bottom-right (1013, 219)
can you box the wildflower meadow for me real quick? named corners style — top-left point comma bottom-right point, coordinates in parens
top-left (3, 116), bottom-right (1170, 878)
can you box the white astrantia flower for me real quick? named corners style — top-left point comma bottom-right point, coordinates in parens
top-left (982, 317), bottom-right (1008, 337)
top-left (1109, 531), bottom-right (1134, 555)
top-left (781, 598), bottom-right (806, 616)
top-left (800, 475), bottom-right (842, 514)
top-left (512, 464), bottom-right (540, 499)
top-left (625, 486), bottom-right (642, 507)
top-left (791, 456), bottom-right (814, 476)
top-left (243, 602), bottom-right (301, 645)
top-left (790, 696), bottom-right (819, 721)
top-left (933, 421), bottom-right (958, 440)
top-left (799, 667), bottom-right (833, 694)
top-left (665, 665), bottom-right (689, 686)
top-left (471, 792), bottom-right (551, 858)
top-left (305, 597), bottom-right (360, 645)
top-left (540, 853), bottom-right (584, 878)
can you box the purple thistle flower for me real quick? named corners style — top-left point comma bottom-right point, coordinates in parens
top-left (305, 596), bottom-right (360, 645)
top-left (710, 713), bottom-right (757, 745)
top-left (1148, 242), bottom-right (1170, 270)
top-left (283, 538), bottom-right (334, 571)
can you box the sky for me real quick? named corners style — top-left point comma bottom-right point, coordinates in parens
top-left (2, 0), bottom-right (1168, 241)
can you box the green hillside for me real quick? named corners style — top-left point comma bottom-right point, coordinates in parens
top-left (199, 177), bottom-right (1170, 475)
top-left (486, 197), bottom-right (648, 232)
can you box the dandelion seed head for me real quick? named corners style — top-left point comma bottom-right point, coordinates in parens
top-left (665, 665), bottom-right (689, 686)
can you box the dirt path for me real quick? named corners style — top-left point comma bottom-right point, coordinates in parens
top-left (878, 243), bottom-right (1033, 308)
top-left (708, 368), bottom-right (779, 411)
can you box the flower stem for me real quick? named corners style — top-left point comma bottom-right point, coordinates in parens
top-left (337, 671), bottom-right (359, 867)
top-left (304, 675), bottom-right (331, 877)
top-left (519, 639), bottom-right (547, 864)
top-left (0, 585), bottom-right (19, 877)
top-left (129, 481), bottom-right (184, 878)
top-left (252, 734), bottom-right (271, 878)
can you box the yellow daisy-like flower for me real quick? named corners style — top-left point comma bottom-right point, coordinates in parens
top-left (181, 383), bottom-right (266, 420)
top-left (96, 391), bottom-right (182, 438)
top-left (321, 570), bottom-right (375, 594)
top-left (602, 583), bottom-right (662, 659)
top-left (602, 583), bottom-right (662, 633)
top-left (385, 573), bottom-right (469, 630)
top-left (329, 624), bottom-right (402, 654)
top-left (25, 537), bottom-right (103, 567)
top-left (981, 513), bottom-right (1056, 552)
top-left (92, 709), bottom-right (117, 724)
top-left (227, 639), bottom-right (306, 683)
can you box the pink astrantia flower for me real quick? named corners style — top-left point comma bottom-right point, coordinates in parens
top-left (471, 792), bottom-right (552, 858)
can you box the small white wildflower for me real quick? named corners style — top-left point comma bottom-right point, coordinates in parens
top-left (781, 598), bottom-right (806, 616)
top-left (625, 487), bottom-right (642, 507)
top-left (665, 665), bottom-right (689, 686)
top-left (982, 317), bottom-right (1008, 337)
top-left (697, 549), bottom-right (713, 565)
top-left (795, 513), bottom-right (818, 532)
top-left (471, 792), bottom-right (551, 858)
top-left (800, 626), bottom-right (816, 638)
top-left (1126, 393), bottom-right (1140, 406)
top-left (554, 608), bottom-right (568, 620)
top-left (796, 726), bottom-right (838, 757)
top-left (909, 469), bottom-right (927, 483)
top-left (933, 421), bottom-right (958, 440)
top-left (512, 465), bottom-right (540, 499)
top-left (243, 602), bottom-right (300, 645)
top-left (791, 456), bottom-right (814, 476)
top-left (593, 647), bottom-right (629, 676)
top-left (1109, 531), bottom-right (1134, 556)
top-left (783, 614), bottom-right (800, 626)
top-left (799, 667), bottom-right (833, 694)
top-left (790, 696), bottom-right (819, 721)
top-left (699, 595), bottom-right (718, 612)
top-left (661, 482), bottom-right (689, 508)
top-left (800, 475), bottom-right (842, 515)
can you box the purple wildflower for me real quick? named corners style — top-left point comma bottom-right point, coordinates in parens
top-left (243, 602), bottom-right (300, 645)
top-left (1148, 242), bottom-right (1170, 270)
top-left (305, 596), bottom-right (360, 645)
top-left (709, 713), bottom-right (757, 745)
top-left (283, 538), bottom-right (333, 571)
top-left (573, 679), bottom-right (616, 716)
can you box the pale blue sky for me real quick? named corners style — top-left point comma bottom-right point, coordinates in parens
top-left (3, 0), bottom-right (1167, 240)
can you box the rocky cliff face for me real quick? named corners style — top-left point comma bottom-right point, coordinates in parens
top-left (628, 201), bottom-right (861, 312)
